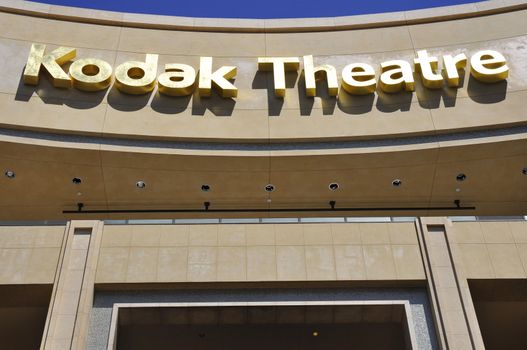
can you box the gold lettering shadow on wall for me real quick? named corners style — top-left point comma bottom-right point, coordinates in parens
top-left (251, 68), bottom-right (412, 116)
top-left (14, 64), bottom-right (507, 117)
top-left (15, 65), bottom-right (237, 117)
top-left (253, 68), bottom-right (508, 117)
top-left (297, 71), bottom-right (338, 116)
top-left (15, 61), bottom-right (107, 110)
top-left (465, 74), bottom-right (507, 104)
top-left (251, 69), bottom-right (298, 117)
top-left (414, 70), bottom-right (507, 109)
top-left (105, 72), bottom-right (237, 117)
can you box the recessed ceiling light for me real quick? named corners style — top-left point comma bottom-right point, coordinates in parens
top-left (392, 179), bottom-right (402, 187)
top-left (265, 184), bottom-right (275, 192)
top-left (329, 182), bottom-right (339, 191)
top-left (455, 188), bottom-right (461, 192)
top-left (312, 331), bottom-right (319, 337)
top-left (136, 180), bottom-right (146, 189)
top-left (72, 177), bottom-right (82, 185)
top-left (4, 170), bottom-right (15, 179)
top-left (456, 173), bottom-right (467, 182)
top-left (201, 184), bottom-right (211, 192)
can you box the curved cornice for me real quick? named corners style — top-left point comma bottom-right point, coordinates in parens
top-left (1, 126), bottom-right (526, 157)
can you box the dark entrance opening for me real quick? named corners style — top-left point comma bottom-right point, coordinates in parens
top-left (469, 279), bottom-right (527, 350)
top-left (0, 284), bottom-right (53, 350)
top-left (116, 304), bottom-right (412, 350)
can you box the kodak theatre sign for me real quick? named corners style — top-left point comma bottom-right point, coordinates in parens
top-left (23, 43), bottom-right (509, 98)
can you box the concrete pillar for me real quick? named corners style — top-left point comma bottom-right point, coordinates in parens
top-left (416, 217), bottom-right (485, 350)
top-left (40, 220), bottom-right (104, 350)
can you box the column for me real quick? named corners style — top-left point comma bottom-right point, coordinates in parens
top-left (40, 220), bottom-right (104, 350)
top-left (416, 217), bottom-right (485, 350)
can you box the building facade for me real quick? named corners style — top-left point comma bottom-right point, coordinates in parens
top-left (0, 0), bottom-right (526, 349)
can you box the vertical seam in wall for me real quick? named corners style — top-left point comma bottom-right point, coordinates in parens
top-left (506, 222), bottom-right (526, 276)
top-left (155, 225), bottom-right (162, 283)
top-left (98, 24), bottom-right (125, 214)
top-left (426, 146), bottom-right (441, 214)
top-left (243, 225), bottom-right (248, 280)
top-left (153, 246), bottom-right (161, 282)
top-left (329, 224), bottom-right (338, 280)
top-left (184, 241), bottom-right (190, 283)
top-left (244, 225), bottom-right (249, 281)
top-left (479, 222), bottom-right (497, 279)
top-left (124, 236), bottom-right (132, 283)
top-left (153, 233), bottom-right (160, 282)
top-left (392, 244), bottom-right (402, 281)
top-left (358, 242), bottom-right (367, 280)
top-left (273, 224), bottom-right (278, 281)
top-left (94, 225), bottom-right (105, 284)
top-left (408, 20), bottom-right (441, 213)
top-left (186, 240), bottom-right (191, 282)
top-left (360, 225), bottom-right (369, 280)
top-left (386, 224), bottom-right (399, 281)
top-left (214, 226), bottom-right (219, 282)
top-left (99, 26), bottom-right (123, 213)
top-left (406, 18), bottom-right (441, 216)
top-left (301, 226), bottom-right (308, 280)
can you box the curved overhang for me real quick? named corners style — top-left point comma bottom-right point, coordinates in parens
top-left (0, 126), bottom-right (526, 220)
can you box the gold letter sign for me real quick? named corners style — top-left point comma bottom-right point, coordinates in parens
top-left (115, 54), bottom-right (159, 95)
top-left (198, 57), bottom-right (238, 98)
top-left (23, 43), bottom-right (76, 88)
top-left (23, 44), bottom-right (509, 100)
top-left (69, 58), bottom-right (113, 92)
top-left (257, 57), bottom-right (300, 97)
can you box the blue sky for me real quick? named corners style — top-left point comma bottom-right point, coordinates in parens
top-left (29, 0), bottom-right (484, 19)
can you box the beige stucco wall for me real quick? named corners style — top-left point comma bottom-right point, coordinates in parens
top-left (0, 220), bottom-right (525, 287)
top-left (94, 220), bottom-right (527, 285)
top-left (95, 223), bottom-right (425, 284)
top-left (1, 220), bottom-right (524, 286)
top-left (0, 225), bottom-right (64, 284)
top-left (0, 9), bottom-right (525, 141)
top-left (452, 221), bottom-right (527, 279)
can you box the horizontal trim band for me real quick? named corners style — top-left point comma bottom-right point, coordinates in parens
top-left (1, 125), bottom-right (526, 152)
top-left (64, 202), bottom-right (475, 214)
